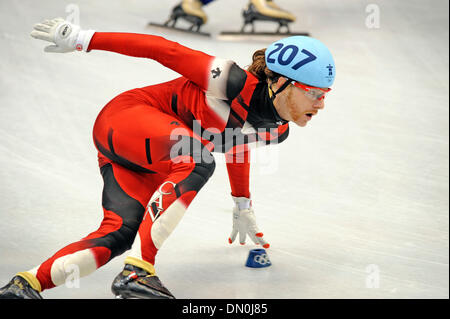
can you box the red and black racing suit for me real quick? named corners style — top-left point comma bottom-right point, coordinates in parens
top-left (31, 33), bottom-right (290, 291)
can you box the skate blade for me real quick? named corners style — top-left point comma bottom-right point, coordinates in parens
top-left (113, 291), bottom-right (174, 299)
top-left (217, 31), bottom-right (310, 42)
top-left (148, 22), bottom-right (211, 37)
top-left (114, 294), bottom-right (141, 299)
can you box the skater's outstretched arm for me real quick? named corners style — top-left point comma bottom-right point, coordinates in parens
top-left (31, 18), bottom-right (247, 99)
top-left (87, 32), bottom-right (213, 91)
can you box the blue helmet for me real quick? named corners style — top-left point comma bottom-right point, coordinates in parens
top-left (265, 36), bottom-right (335, 88)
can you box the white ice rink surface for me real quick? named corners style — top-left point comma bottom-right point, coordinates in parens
top-left (0, 0), bottom-right (448, 299)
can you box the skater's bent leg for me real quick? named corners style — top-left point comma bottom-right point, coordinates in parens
top-left (93, 101), bottom-right (216, 271)
top-left (20, 162), bottom-right (153, 292)
top-left (126, 137), bottom-right (215, 270)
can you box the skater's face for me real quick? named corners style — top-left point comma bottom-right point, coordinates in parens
top-left (271, 77), bottom-right (327, 127)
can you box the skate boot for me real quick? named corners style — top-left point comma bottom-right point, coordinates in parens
top-left (111, 263), bottom-right (175, 299)
top-left (0, 275), bottom-right (43, 299)
top-left (242, 0), bottom-right (296, 33)
top-left (165, 0), bottom-right (208, 33)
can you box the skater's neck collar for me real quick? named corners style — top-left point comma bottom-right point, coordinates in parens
top-left (245, 81), bottom-right (288, 128)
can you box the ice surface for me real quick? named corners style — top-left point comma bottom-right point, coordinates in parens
top-left (0, 0), bottom-right (448, 299)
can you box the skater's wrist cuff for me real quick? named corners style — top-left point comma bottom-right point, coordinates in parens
top-left (76, 29), bottom-right (95, 52)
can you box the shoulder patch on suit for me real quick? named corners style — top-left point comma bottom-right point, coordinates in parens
top-left (207, 58), bottom-right (247, 100)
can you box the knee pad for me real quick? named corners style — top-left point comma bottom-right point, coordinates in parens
top-left (179, 150), bottom-right (216, 194)
top-left (170, 135), bottom-right (216, 192)
top-left (193, 155), bottom-right (216, 184)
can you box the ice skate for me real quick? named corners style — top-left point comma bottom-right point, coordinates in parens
top-left (220, 0), bottom-right (309, 39)
top-left (0, 275), bottom-right (43, 299)
top-left (149, 0), bottom-right (210, 37)
top-left (111, 264), bottom-right (175, 299)
top-left (242, 0), bottom-right (296, 33)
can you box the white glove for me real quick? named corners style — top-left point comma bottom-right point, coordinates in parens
top-left (30, 17), bottom-right (95, 53)
top-left (228, 196), bottom-right (269, 248)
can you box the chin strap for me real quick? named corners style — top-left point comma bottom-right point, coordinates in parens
top-left (267, 81), bottom-right (290, 125)
top-left (268, 78), bottom-right (292, 102)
